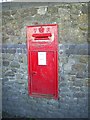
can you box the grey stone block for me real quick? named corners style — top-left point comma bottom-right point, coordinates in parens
top-left (8, 54), bottom-right (14, 61)
top-left (16, 48), bottom-right (22, 53)
top-left (6, 49), bottom-right (16, 54)
top-left (10, 61), bottom-right (20, 68)
top-left (64, 63), bottom-right (72, 73)
top-left (60, 87), bottom-right (70, 93)
top-left (69, 86), bottom-right (80, 92)
top-left (73, 92), bottom-right (86, 98)
top-left (76, 72), bottom-right (85, 78)
top-left (2, 49), bottom-right (5, 53)
top-left (60, 82), bottom-right (67, 87)
top-left (16, 73), bottom-right (24, 79)
top-left (65, 44), bottom-right (88, 55)
top-left (2, 78), bottom-right (8, 84)
top-left (73, 79), bottom-right (84, 87)
top-left (11, 68), bottom-right (17, 73)
top-left (23, 49), bottom-right (27, 54)
top-left (3, 61), bottom-right (9, 66)
top-left (2, 53), bottom-right (10, 59)
top-left (5, 70), bottom-right (15, 77)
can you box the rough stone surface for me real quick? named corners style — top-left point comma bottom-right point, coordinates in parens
top-left (1, 2), bottom-right (89, 118)
top-left (37, 7), bottom-right (47, 15)
top-left (10, 61), bottom-right (20, 68)
top-left (3, 61), bottom-right (9, 66)
top-left (4, 70), bottom-right (15, 77)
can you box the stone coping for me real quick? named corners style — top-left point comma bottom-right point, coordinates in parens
top-left (0, 43), bottom-right (89, 55)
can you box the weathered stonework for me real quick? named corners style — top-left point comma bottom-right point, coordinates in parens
top-left (1, 2), bottom-right (89, 118)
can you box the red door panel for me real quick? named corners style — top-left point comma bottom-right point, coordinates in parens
top-left (31, 51), bottom-right (56, 96)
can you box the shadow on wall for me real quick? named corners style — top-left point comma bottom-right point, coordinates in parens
top-left (3, 111), bottom-right (36, 119)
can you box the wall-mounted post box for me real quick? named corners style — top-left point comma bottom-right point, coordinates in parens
top-left (27, 24), bottom-right (58, 99)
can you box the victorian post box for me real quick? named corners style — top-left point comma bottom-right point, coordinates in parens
top-left (27, 24), bottom-right (58, 99)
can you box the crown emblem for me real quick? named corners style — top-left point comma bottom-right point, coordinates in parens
top-left (39, 26), bottom-right (44, 33)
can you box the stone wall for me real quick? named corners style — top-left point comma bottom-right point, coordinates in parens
top-left (1, 2), bottom-right (89, 118)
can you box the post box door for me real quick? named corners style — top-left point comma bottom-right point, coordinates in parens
top-left (29, 51), bottom-right (57, 98)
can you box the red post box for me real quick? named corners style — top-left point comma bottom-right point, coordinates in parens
top-left (27, 24), bottom-right (58, 99)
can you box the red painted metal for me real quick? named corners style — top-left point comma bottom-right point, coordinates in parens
top-left (27, 24), bottom-right (58, 99)
top-left (32, 33), bottom-right (52, 40)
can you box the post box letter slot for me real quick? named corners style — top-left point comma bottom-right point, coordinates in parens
top-left (32, 33), bottom-right (52, 40)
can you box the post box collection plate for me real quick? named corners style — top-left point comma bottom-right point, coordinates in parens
top-left (27, 24), bottom-right (58, 99)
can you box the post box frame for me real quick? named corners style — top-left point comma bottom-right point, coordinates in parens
top-left (27, 24), bottom-right (58, 99)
